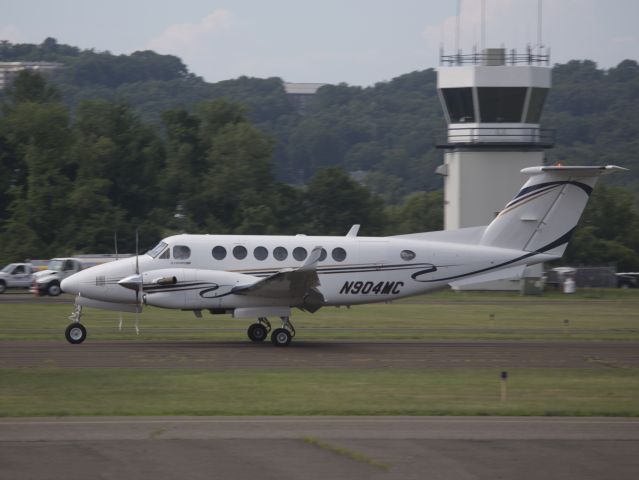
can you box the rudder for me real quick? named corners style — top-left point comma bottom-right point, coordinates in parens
top-left (480, 165), bottom-right (626, 256)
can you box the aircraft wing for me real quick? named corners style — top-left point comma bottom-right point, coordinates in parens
top-left (231, 246), bottom-right (325, 312)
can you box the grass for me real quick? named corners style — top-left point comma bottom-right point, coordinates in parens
top-left (1, 289), bottom-right (638, 342)
top-left (1, 290), bottom-right (637, 418)
top-left (1, 368), bottom-right (638, 417)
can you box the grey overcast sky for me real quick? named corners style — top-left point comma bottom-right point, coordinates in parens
top-left (2, 0), bottom-right (638, 85)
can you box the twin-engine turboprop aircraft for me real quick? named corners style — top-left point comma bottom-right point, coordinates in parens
top-left (61, 165), bottom-right (624, 346)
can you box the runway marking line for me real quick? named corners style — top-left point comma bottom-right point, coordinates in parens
top-left (1, 418), bottom-right (638, 426)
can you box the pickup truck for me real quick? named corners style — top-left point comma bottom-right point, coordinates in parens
top-left (0, 263), bottom-right (35, 293)
top-left (31, 258), bottom-right (83, 296)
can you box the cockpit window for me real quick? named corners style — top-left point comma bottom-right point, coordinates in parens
top-left (148, 241), bottom-right (168, 258)
top-left (173, 245), bottom-right (191, 260)
top-left (159, 249), bottom-right (170, 259)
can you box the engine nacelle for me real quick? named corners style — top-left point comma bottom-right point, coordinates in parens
top-left (141, 268), bottom-right (256, 309)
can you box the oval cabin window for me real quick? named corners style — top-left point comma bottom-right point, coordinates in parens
top-left (273, 247), bottom-right (288, 261)
top-left (254, 246), bottom-right (268, 261)
top-left (233, 246), bottom-right (248, 260)
top-left (212, 246), bottom-right (227, 260)
top-left (332, 247), bottom-right (347, 262)
top-left (293, 247), bottom-right (307, 261)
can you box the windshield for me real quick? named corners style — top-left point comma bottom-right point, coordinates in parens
top-left (47, 260), bottom-right (65, 271)
top-left (147, 241), bottom-right (168, 258)
top-left (1, 264), bottom-right (15, 273)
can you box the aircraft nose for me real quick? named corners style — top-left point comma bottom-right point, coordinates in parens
top-left (60, 274), bottom-right (80, 295)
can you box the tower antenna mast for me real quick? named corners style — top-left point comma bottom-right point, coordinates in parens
top-left (537, 0), bottom-right (543, 52)
top-left (481, 0), bottom-right (486, 51)
top-left (455, 0), bottom-right (461, 54)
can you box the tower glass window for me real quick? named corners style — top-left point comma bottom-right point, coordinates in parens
top-left (478, 87), bottom-right (527, 122)
top-left (525, 88), bottom-right (549, 123)
top-left (441, 88), bottom-right (475, 123)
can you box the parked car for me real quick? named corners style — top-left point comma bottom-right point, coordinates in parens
top-left (30, 258), bottom-right (83, 296)
top-left (0, 263), bottom-right (35, 293)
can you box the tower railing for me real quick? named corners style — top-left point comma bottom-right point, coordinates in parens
top-left (438, 126), bottom-right (555, 148)
top-left (440, 47), bottom-right (550, 66)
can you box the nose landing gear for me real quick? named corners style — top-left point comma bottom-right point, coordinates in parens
top-left (65, 303), bottom-right (87, 344)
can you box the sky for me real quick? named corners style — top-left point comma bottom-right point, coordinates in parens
top-left (2, 0), bottom-right (638, 85)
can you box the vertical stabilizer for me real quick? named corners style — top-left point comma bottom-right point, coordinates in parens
top-left (480, 165), bottom-right (626, 255)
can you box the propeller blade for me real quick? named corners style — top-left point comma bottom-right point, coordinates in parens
top-left (135, 229), bottom-right (139, 275)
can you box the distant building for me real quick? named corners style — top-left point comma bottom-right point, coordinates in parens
top-left (284, 82), bottom-right (328, 112)
top-left (0, 61), bottom-right (63, 90)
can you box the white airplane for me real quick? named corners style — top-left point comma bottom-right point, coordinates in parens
top-left (61, 165), bottom-right (624, 346)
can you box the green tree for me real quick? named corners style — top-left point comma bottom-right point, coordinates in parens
top-left (0, 73), bottom-right (72, 261)
top-left (304, 167), bottom-right (386, 236)
top-left (563, 184), bottom-right (639, 270)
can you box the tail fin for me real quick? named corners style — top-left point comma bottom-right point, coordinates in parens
top-left (480, 165), bottom-right (626, 256)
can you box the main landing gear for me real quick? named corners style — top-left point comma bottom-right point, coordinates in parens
top-left (246, 316), bottom-right (296, 347)
top-left (65, 303), bottom-right (87, 344)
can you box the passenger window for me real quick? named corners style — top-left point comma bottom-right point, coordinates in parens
top-left (14, 266), bottom-right (25, 274)
top-left (293, 247), bottom-right (307, 261)
top-left (233, 246), bottom-right (248, 260)
top-left (63, 260), bottom-right (74, 271)
top-left (254, 246), bottom-right (268, 261)
top-left (159, 249), bottom-right (170, 259)
top-left (332, 247), bottom-right (347, 262)
top-left (173, 245), bottom-right (191, 260)
top-left (212, 246), bottom-right (227, 260)
top-left (273, 247), bottom-right (288, 261)
top-left (400, 250), bottom-right (416, 261)
top-left (318, 248), bottom-right (327, 262)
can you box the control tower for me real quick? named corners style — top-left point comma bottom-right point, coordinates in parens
top-left (436, 47), bottom-right (553, 230)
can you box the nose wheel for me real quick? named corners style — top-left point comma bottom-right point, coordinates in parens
top-left (65, 323), bottom-right (87, 344)
top-left (65, 301), bottom-right (87, 344)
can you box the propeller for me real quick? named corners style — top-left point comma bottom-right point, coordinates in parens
top-left (114, 232), bottom-right (124, 331)
top-left (116, 229), bottom-right (144, 335)
top-left (134, 229), bottom-right (141, 335)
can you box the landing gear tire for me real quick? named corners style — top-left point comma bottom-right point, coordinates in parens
top-left (271, 328), bottom-right (292, 347)
top-left (65, 323), bottom-right (87, 344)
top-left (247, 323), bottom-right (268, 342)
top-left (48, 282), bottom-right (61, 297)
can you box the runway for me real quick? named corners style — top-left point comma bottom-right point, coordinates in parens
top-left (1, 340), bottom-right (638, 369)
top-left (1, 416), bottom-right (637, 479)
